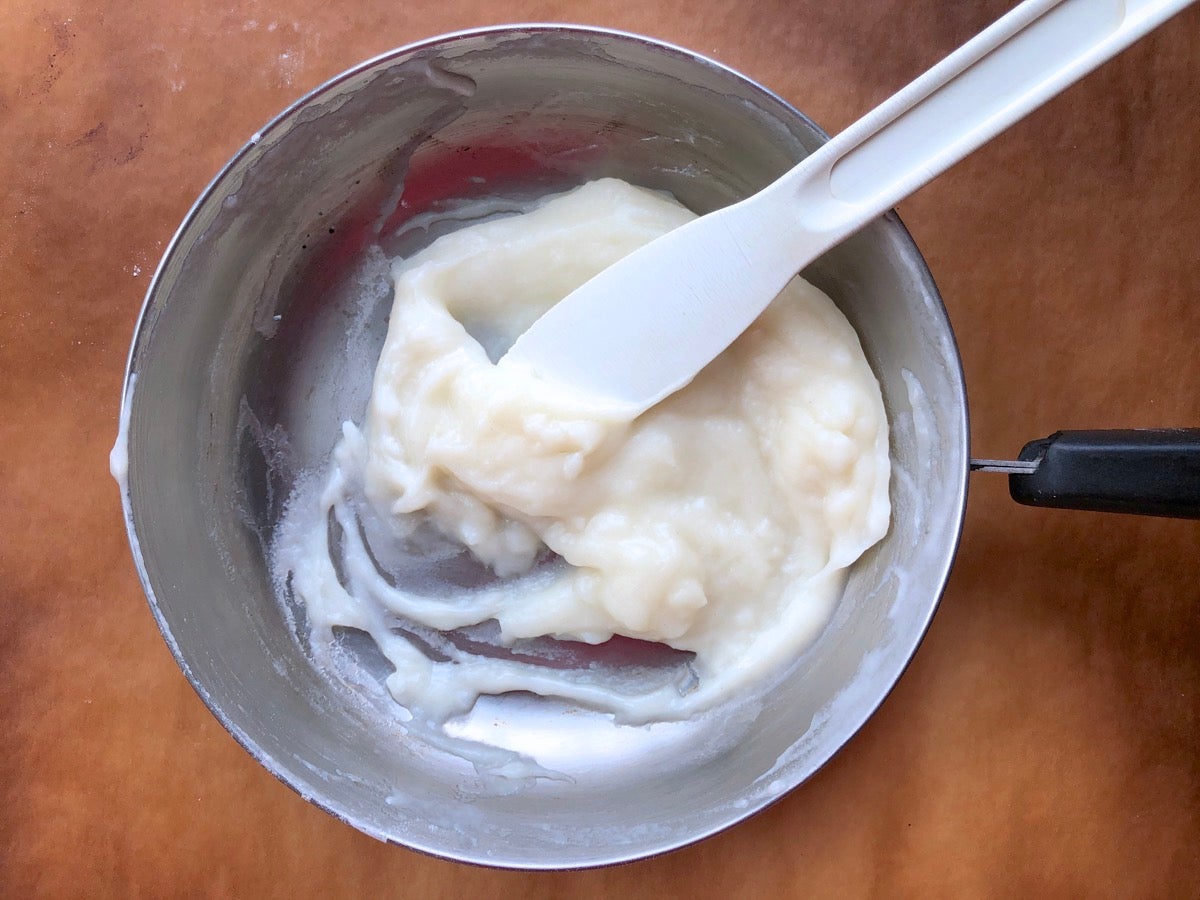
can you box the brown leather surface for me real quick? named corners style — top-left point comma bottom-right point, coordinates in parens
top-left (3, 0), bottom-right (1198, 894)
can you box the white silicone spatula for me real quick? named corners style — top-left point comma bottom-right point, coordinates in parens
top-left (501, 0), bottom-right (1195, 413)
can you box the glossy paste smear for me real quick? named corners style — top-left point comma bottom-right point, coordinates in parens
top-left (273, 178), bottom-right (890, 727)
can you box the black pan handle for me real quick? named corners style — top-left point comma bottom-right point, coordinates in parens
top-left (1007, 429), bottom-right (1200, 519)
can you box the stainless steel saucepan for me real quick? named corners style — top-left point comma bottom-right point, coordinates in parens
top-left (114, 26), bottom-right (1199, 869)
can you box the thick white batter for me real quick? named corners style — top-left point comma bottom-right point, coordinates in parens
top-left (275, 178), bottom-right (890, 726)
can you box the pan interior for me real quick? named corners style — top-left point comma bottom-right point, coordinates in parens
top-left (122, 27), bottom-right (967, 868)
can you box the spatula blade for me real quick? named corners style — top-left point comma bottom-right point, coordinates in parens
top-left (500, 195), bottom-right (802, 413)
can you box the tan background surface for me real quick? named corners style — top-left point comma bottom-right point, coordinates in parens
top-left (3, 0), bottom-right (1199, 895)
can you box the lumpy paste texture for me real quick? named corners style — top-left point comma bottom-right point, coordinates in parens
top-left (274, 178), bottom-right (890, 725)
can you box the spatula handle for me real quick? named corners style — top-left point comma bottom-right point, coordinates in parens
top-left (781, 0), bottom-right (1196, 243)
